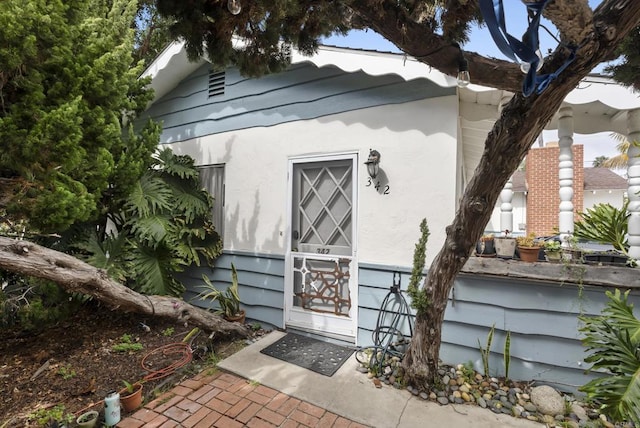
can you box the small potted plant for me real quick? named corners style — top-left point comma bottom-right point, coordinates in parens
top-left (562, 234), bottom-right (584, 263)
top-left (543, 239), bottom-right (562, 263)
top-left (516, 233), bottom-right (543, 262)
top-left (494, 230), bottom-right (517, 259)
top-left (120, 380), bottom-right (144, 413)
top-left (76, 410), bottom-right (99, 428)
top-left (198, 263), bottom-right (245, 323)
top-left (476, 234), bottom-right (496, 257)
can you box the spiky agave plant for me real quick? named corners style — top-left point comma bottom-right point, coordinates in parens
top-left (579, 289), bottom-right (640, 424)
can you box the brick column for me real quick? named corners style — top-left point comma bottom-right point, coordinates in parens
top-left (525, 143), bottom-right (583, 237)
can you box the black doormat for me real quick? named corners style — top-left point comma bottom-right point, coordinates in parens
top-left (260, 333), bottom-right (354, 377)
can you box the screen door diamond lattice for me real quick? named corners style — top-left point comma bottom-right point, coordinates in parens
top-left (293, 161), bottom-right (352, 256)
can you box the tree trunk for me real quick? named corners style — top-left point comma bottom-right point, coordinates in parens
top-left (0, 237), bottom-right (248, 337)
top-left (402, 1), bottom-right (640, 388)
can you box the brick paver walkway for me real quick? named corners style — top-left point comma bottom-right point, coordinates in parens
top-left (118, 371), bottom-right (368, 428)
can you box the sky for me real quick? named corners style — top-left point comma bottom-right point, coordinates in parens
top-left (321, 1), bottom-right (626, 167)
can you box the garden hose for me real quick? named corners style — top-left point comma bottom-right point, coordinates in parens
top-left (355, 272), bottom-right (414, 376)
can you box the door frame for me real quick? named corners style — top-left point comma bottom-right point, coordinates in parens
top-left (284, 152), bottom-right (359, 343)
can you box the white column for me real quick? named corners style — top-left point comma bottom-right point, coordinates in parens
top-left (627, 109), bottom-right (640, 259)
top-left (558, 107), bottom-right (574, 244)
top-left (500, 177), bottom-right (514, 233)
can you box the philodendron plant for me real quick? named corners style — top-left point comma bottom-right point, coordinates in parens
top-left (579, 289), bottom-right (640, 424)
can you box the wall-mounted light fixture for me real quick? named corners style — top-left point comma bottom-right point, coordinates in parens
top-left (364, 149), bottom-right (381, 179)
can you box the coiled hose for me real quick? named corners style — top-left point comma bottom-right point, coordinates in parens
top-left (355, 272), bottom-right (414, 375)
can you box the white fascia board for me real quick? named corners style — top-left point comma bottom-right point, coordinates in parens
top-left (292, 46), bottom-right (458, 88)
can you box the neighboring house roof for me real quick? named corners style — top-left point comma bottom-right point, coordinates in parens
top-left (510, 167), bottom-right (627, 192)
top-left (583, 167), bottom-right (627, 190)
top-left (511, 170), bottom-right (526, 192)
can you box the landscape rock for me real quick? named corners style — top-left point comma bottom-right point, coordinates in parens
top-left (571, 403), bottom-right (588, 421)
top-left (530, 385), bottom-right (565, 416)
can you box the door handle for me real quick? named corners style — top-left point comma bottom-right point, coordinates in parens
top-left (293, 231), bottom-right (299, 240)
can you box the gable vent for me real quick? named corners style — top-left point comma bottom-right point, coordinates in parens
top-left (208, 69), bottom-right (225, 98)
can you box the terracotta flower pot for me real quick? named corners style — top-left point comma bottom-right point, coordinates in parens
top-left (119, 383), bottom-right (143, 413)
top-left (518, 246), bottom-right (541, 262)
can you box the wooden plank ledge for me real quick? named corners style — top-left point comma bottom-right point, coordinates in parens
top-left (460, 257), bottom-right (640, 289)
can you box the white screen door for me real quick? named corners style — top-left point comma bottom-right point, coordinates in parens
top-left (285, 155), bottom-right (358, 341)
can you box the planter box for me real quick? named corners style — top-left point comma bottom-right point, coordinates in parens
top-left (494, 237), bottom-right (516, 259)
top-left (584, 253), bottom-right (628, 267)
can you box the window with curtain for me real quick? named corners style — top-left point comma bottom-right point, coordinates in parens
top-left (199, 164), bottom-right (225, 241)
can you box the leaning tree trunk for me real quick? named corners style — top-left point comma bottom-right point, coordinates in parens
top-left (0, 237), bottom-right (248, 337)
top-left (400, 2), bottom-right (640, 388)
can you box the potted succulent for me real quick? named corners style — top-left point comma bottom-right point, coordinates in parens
top-left (516, 233), bottom-right (543, 262)
top-left (198, 263), bottom-right (245, 323)
top-left (543, 239), bottom-right (562, 263)
top-left (119, 380), bottom-right (144, 413)
top-left (476, 234), bottom-right (496, 257)
top-left (76, 410), bottom-right (99, 428)
top-left (561, 234), bottom-right (584, 263)
top-left (494, 230), bottom-right (517, 259)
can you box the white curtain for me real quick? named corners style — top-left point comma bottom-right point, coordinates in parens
top-left (199, 165), bottom-right (225, 240)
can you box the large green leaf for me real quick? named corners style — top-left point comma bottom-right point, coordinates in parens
top-left (74, 231), bottom-right (129, 283)
top-left (125, 174), bottom-right (173, 218)
top-left (580, 289), bottom-right (640, 424)
top-left (128, 214), bottom-right (172, 248)
top-left (128, 245), bottom-right (184, 296)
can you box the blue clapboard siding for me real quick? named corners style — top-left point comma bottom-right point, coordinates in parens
top-left (357, 261), bottom-right (640, 393)
top-left (181, 252), bottom-right (640, 392)
top-left (182, 250), bottom-right (285, 329)
top-left (141, 62), bottom-right (455, 144)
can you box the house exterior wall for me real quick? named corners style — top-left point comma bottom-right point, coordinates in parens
top-left (526, 145), bottom-right (584, 236)
top-left (144, 60), bottom-right (458, 333)
top-left (358, 261), bottom-right (640, 393)
top-left (143, 62), bottom-right (454, 145)
top-left (144, 61), bottom-right (459, 266)
top-left (583, 189), bottom-right (626, 211)
top-left (185, 250), bottom-right (640, 393)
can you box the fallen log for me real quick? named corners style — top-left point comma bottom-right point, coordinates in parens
top-left (0, 237), bottom-right (248, 337)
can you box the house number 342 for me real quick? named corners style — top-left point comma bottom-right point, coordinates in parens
top-left (366, 177), bottom-right (390, 195)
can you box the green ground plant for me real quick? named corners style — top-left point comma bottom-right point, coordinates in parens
top-left (56, 365), bottom-right (76, 380)
top-left (479, 324), bottom-right (495, 377)
top-left (579, 289), bottom-right (640, 424)
top-left (112, 334), bottom-right (143, 353)
top-left (162, 327), bottom-right (175, 337)
top-left (28, 405), bottom-right (74, 427)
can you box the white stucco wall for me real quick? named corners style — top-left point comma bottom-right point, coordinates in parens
top-left (583, 189), bottom-right (626, 211)
top-left (166, 96), bottom-right (458, 267)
